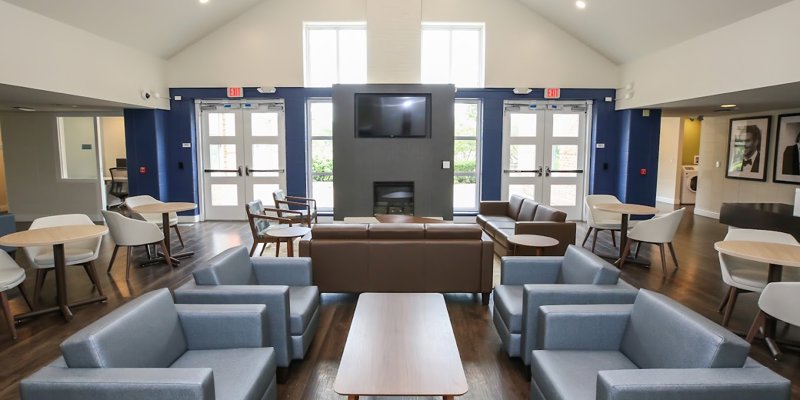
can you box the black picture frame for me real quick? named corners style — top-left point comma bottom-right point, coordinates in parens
top-left (725, 116), bottom-right (771, 182)
top-left (772, 113), bottom-right (800, 184)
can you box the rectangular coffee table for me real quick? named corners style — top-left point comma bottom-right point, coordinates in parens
top-left (334, 293), bottom-right (468, 400)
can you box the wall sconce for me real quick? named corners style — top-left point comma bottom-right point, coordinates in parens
top-left (513, 88), bottom-right (532, 95)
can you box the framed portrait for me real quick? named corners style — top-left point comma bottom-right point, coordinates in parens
top-left (725, 116), bottom-right (771, 181)
top-left (772, 113), bottom-right (800, 184)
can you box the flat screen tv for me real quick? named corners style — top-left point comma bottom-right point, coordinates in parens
top-left (355, 93), bottom-right (431, 138)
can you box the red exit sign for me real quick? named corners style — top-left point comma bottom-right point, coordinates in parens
top-left (544, 88), bottom-right (561, 99)
top-left (227, 87), bottom-right (244, 98)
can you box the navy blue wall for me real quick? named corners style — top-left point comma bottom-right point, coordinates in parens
top-left (123, 87), bottom-right (660, 217)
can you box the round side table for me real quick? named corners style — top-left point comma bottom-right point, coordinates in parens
top-left (507, 234), bottom-right (559, 256)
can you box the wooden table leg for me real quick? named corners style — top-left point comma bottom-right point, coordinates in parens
top-left (161, 212), bottom-right (172, 256)
top-left (618, 214), bottom-right (629, 259)
top-left (287, 238), bottom-right (294, 257)
top-left (347, 396), bottom-right (358, 400)
top-left (53, 243), bottom-right (73, 321)
top-left (534, 247), bottom-right (543, 256)
top-left (443, 396), bottom-right (455, 400)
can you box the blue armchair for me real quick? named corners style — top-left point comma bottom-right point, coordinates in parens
top-left (0, 213), bottom-right (16, 256)
top-left (493, 245), bottom-right (638, 366)
top-left (174, 246), bottom-right (320, 368)
top-left (21, 288), bottom-right (277, 400)
top-left (531, 290), bottom-right (790, 400)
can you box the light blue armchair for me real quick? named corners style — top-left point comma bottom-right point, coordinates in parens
top-left (493, 245), bottom-right (638, 366)
top-left (20, 288), bottom-right (277, 400)
top-left (174, 246), bottom-right (320, 368)
top-left (531, 290), bottom-right (790, 400)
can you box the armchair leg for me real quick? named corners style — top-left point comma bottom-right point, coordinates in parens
top-left (658, 244), bottom-right (668, 275)
top-left (610, 230), bottom-right (617, 248)
top-left (125, 246), bottom-right (133, 281)
top-left (634, 241), bottom-right (642, 260)
top-left (260, 243), bottom-right (268, 256)
top-left (481, 292), bottom-right (490, 305)
top-left (275, 241), bottom-right (281, 257)
top-left (0, 291), bottom-right (16, 340)
top-left (667, 242), bottom-right (679, 269)
top-left (17, 284), bottom-right (32, 310)
top-left (173, 225), bottom-right (185, 248)
top-left (82, 263), bottom-right (97, 287)
top-left (718, 286), bottom-right (733, 313)
top-left (107, 245), bottom-right (120, 274)
top-left (249, 242), bottom-right (258, 257)
top-left (33, 269), bottom-right (48, 306)
top-left (746, 310), bottom-right (767, 343)
top-left (618, 239), bottom-right (634, 269)
top-left (722, 288), bottom-right (741, 327)
top-left (86, 261), bottom-right (104, 296)
top-left (591, 229), bottom-right (599, 253)
top-left (581, 227), bottom-right (593, 247)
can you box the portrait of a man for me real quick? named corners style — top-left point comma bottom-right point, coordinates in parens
top-left (773, 115), bottom-right (800, 184)
top-left (726, 117), bottom-right (770, 181)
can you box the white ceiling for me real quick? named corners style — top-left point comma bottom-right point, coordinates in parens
top-left (0, 83), bottom-right (134, 112)
top-left (657, 82), bottom-right (800, 117)
top-left (3, 0), bottom-right (264, 59)
top-left (518, 0), bottom-right (791, 64)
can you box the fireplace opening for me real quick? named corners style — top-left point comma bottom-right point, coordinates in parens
top-left (374, 181), bottom-right (414, 215)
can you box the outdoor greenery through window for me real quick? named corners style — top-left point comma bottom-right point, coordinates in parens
top-left (454, 100), bottom-right (481, 211)
top-left (421, 23), bottom-right (485, 87)
top-left (304, 23), bottom-right (367, 87)
top-left (307, 99), bottom-right (334, 210)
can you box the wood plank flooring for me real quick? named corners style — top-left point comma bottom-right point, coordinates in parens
top-left (0, 207), bottom-right (798, 399)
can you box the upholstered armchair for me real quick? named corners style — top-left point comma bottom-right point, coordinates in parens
top-left (531, 290), bottom-right (790, 400)
top-left (174, 246), bottom-right (320, 369)
top-left (493, 245), bottom-right (638, 366)
top-left (20, 289), bottom-right (277, 400)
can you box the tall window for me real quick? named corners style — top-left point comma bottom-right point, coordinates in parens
top-left (304, 23), bottom-right (367, 87)
top-left (421, 23), bottom-right (485, 88)
top-left (307, 99), bottom-right (334, 211)
top-left (454, 99), bottom-right (482, 211)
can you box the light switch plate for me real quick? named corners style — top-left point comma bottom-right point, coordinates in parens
top-left (182, 143), bottom-right (191, 148)
top-left (442, 161), bottom-right (451, 169)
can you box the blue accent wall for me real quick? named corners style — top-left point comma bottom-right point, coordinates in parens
top-left (123, 87), bottom-right (661, 217)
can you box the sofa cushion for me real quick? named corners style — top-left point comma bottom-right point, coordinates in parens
top-left (484, 220), bottom-right (517, 238)
top-left (517, 200), bottom-right (539, 221)
top-left (369, 223), bottom-right (425, 239)
top-left (560, 246), bottom-right (620, 285)
top-left (311, 224), bottom-right (369, 239)
top-left (60, 289), bottom-right (187, 369)
top-left (477, 216), bottom-right (515, 233)
top-left (508, 195), bottom-right (525, 219)
top-left (494, 228), bottom-right (515, 249)
top-left (532, 350), bottom-right (637, 400)
top-left (289, 286), bottom-right (320, 335)
top-left (171, 347), bottom-right (275, 400)
top-left (425, 223), bottom-right (483, 240)
top-left (194, 246), bottom-right (256, 285)
top-left (534, 205), bottom-right (567, 222)
top-left (620, 290), bottom-right (750, 370)
top-left (494, 285), bottom-right (523, 333)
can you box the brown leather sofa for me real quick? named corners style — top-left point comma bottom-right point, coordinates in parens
top-left (477, 195), bottom-right (576, 256)
top-left (298, 223), bottom-right (493, 304)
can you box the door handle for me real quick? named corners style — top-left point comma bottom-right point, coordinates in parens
top-left (545, 167), bottom-right (584, 177)
top-left (247, 168), bottom-right (286, 173)
top-left (503, 166), bottom-right (543, 175)
top-left (203, 167), bottom-right (243, 176)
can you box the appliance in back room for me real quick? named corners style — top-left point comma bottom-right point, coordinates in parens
top-left (681, 165), bottom-right (697, 204)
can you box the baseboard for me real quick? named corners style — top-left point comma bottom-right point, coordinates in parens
top-left (655, 196), bottom-right (677, 204)
top-left (178, 215), bottom-right (200, 223)
top-left (694, 208), bottom-right (720, 220)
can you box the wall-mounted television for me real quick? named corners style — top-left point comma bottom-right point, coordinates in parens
top-left (355, 93), bottom-right (431, 138)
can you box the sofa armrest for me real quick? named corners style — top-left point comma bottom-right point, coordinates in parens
top-left (298, 232), bottom-right (312, 256)
top-left (520, 284), bottom-right (639, 365)
top-left (597, 367), bottom-right (791, 400)
top-left (500, 256), bottom-right (562, 285)
top-left (479, 201), bottom-right (509, 216)
top-left (176, 303), bottom-right (268, 350)
top-left (537, 304), bottom-right (632, 351)
top-left (252, 256), bottom-right (313, 286)
top-left (20, 364), bottom-right (214, 400)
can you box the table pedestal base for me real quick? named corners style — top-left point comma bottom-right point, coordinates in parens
top-left (15, 295), bottom-right (107, 322)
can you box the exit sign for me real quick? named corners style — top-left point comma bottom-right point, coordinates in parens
top-left (227, 87), bottom-right (244, 98)
top-left (544, 88), bottom-right (561, 99)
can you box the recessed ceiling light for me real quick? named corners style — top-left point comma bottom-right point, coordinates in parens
top-left (199, 0), bottom-right (209, 4)
top-left (720, 104), bottom-right (737, 108)
top-left (13, 106), bottom-right (36, 112)
top-left (575, 1), bottom-right (587, 9)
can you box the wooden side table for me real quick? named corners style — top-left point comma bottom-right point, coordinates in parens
top-left (507, 234), bottom-right (559, 256)
top-left (266, 226), bottom-right (311, 257)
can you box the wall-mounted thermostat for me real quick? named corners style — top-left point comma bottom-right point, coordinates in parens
top-left (442, 161), bottom-right (451, 169)
top-left (182, 143), bottom-right (191, 148)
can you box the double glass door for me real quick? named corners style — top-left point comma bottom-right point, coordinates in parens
top-left (501, 101), bottom-right (589, 220)
top-left (200, 101), bottom-right (286, 220)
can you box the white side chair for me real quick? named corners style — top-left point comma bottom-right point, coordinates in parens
top-left (583, 194), bottom-right (624, 252)
top-left (124, 195), bottom-right (184, 248)
top-left (717, 228), bottom-right (799, 327)
top-left (102, 211), bottom-right (173, 281)
top-left (0, 250), bottom-right (31, 340)
top-left (619, 208), bottom-right (685, 274)
top-left (23, 214), bottom-right (103, 304)
top-left (746, 282), bottom-right (800, 353)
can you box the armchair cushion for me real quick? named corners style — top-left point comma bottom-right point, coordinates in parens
top-left (500, 256), bottom-right (562, 285)
top-left (532, 350), bottom-right (637, 400)
top-left (194, 246), bottom-right (256, 285)
top-left (176, 304), bottom-right (269, 350)
top-left (34, 248), bottom-right (96, 266)
top-left (289, 286), bottom-right (320, 335)
top-left (494, 285), bottom-right (524, 333)
top-left (560, 246), bottom-right (620, 285)
top-left (171, 347), bottom-right (275, 400)
top-left (253, 256), bottom-right (313, 286)
top-left (247, 200), bottom-right (269, 233)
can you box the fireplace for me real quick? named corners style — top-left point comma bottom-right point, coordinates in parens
top-left (374, 182), bottom-right (414, 215)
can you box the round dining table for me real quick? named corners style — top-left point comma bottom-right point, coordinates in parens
top-left (593, 203), bottom-right (658, 265)
top-left (0, 224), bottom-right (108, 322)
top-left (130, 202), bottom-right (197, 265)
top-left (714, 240), bottom-right (800, 358)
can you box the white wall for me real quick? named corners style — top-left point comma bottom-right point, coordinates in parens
top-left (695, 108), bottom-right (800, 218)
top-left (617, 0), bottom-right (800, 110)
top-left (657, 117), bottom-right (682, 204)
top-left (0, 112), bottom-right (102, 221)
top-left (167, 0), bottom-right (619, 88)
top-left (0, 1), bottom-right (168, 109)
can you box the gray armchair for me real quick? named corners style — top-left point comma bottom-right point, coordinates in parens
top-left (174, 246), bottom-right (320, 368)
top-left (493, 245), bottom-right (638, 366)
top-left (20, 288), bottom-right (277, 400)
top-left (531, 289), bottom-right (790, 400)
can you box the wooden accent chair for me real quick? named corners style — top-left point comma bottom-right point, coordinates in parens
top-left (245, 199), bottom-right (293, 257)
top-left (272, 190), bottom-right (317, 227)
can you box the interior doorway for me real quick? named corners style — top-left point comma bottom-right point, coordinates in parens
top-left (656, 117), bottom-right (701, 205)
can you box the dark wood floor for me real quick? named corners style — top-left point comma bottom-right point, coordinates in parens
top-left (0, 208), bottom-right (798, 399)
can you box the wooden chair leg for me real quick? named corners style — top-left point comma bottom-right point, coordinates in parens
top-left (125, 246), bottom-right (133, 281)
top-left (746, 310), bottom-right (767, 343)
top-left (658, 243), bottom-right (668, 275)
top-left (0, 292), bottom-right (16, 340)
top-left (619, 239), bottom-right (634, 269)
top-left (722, 288), bottom-right (740, 327)
top-left (260, 243), bottom-right (268, 256)
top-left (667, 242), bottom-right (679, 269)
top-left (610, 230), bottom-right (617, 248)
top-left (86, 261), bottom-right (104, 296)
top-left (718, 286), bottom-right (733, 313)
top-left (82, 263), bottom-right (97, 287)
top-left (160, 241), bottom-right (174, 268)
top-left (581, 227), bottom-right (593, 247)
top-left (33, 269), bottom-right (47, 305)
top-left (17, 283), bottom-right (32, 310)
top-left (634, 242), bottom-right (642, 260)
top-left (173, 225), bottom-right (185, 248)
top-left (591, 229), bottom-right (600, 253)
top-left (249, 243), bottom-right (258, 257)
top-left (107, 245), bottom-right (120, 274)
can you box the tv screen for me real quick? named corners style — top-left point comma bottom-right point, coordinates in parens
top-left (355, 94), bottom-right (431, 138)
